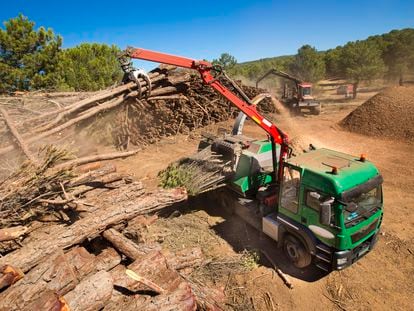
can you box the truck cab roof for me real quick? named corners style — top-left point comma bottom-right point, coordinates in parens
top-left (287, 148), bottom-right (381, 195)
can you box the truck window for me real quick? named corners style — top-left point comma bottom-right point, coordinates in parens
top-left (280, 167), bottom-right (300, 214)
top-left (305, 190), bottom-right (329, 211)
top-left (305, 189), bottom-right (323, 212)
top-left (305, 189), bottom-right (336, 225)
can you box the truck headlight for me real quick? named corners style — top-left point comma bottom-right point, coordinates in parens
top-left (337, 257), bottom-right (348, 265)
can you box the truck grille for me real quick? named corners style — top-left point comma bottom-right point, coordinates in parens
top-left (351, 220), bottom-right (378, 244)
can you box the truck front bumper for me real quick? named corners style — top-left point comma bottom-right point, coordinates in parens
top-left (297, 101), bottom-right (320, 107)
top-left (333, 232), bottom-right (379, 270)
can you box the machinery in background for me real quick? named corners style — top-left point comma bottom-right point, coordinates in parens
top-left (256, 69), bottom-right (321, 115)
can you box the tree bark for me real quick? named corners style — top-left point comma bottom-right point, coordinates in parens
top-left (0, 265), bottom-right (24, 291)
top-left (22, 290), bottom-right (69, 311)
top-left (0, 226), bottom-right (28, 242)
top-left (104, 281), bottom-right (197, 311)
top-left (69, 173), bottom-right (125, 198)
top-left (110, 251), bottom-right (183, 295)
top-left (163, 247), bottom-right (203, 271)
top-left (0, 246), bottom-right (120, 311)
top-left (109, 250), bottom-right (215, 311)
top-left (0, 184), bottom-right (187, 272)
top-left (102, 228), bottom-right (159, 261)
top-left (0, 247), bottom-right (95, 311)
top-left (67, 163), bottom-right (116, 187)
top-left (63, 270), bottom-right (113, 311)
top-left (102, 229), bottom-right (203, 272)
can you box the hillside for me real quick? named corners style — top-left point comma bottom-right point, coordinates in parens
top-left (228, 28), bottom-right (414, 85)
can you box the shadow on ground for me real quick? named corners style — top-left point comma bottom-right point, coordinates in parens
top-left (161, 193), bottom-right (329, 283)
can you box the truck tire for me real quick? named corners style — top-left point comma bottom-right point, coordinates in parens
top-left (311, 104), bottom-right (321, 115)
top-left (283, 235), bottom-right (312, 268)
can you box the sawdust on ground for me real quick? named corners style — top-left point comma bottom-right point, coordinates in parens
top-left (340, 86), bottom-right (414, 142)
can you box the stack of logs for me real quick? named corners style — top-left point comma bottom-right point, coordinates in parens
top-left (0, 65), bottom-right (275, 310)
top-left (0, 65), bottom-right (275, 160)
top-left (0, 154), bottom-right (226, 310)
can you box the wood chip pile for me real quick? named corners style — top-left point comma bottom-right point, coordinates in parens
top-left (340, 86), bottom-right (414, 142)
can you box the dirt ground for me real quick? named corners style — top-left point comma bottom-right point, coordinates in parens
top-left (116, 97), bottom-right (414, 310)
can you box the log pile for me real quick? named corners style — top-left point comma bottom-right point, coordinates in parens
top-left (0, 65), bottom-right (274, 310)
top-left (0, 66), bottom-right (275, 161)
top-left (0, 149), bottom-right (228, 310)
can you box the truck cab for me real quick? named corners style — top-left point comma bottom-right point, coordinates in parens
top-left (274, 148), bottom-right (383, 270)
top-left (297, 83), bottom-right (313, 100)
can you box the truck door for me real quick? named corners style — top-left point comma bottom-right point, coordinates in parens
top-left (302, 189), bottom-right (324, 226)
top-left (303, 189), bottom-right (336, 244)
top-left (279, 165), bottom-right (302, 222)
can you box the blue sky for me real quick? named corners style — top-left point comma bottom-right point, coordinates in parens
top-left (1, 0), bottom-right (413, 65)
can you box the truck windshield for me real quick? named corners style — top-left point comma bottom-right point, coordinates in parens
top-left (301, 87), bottom-right (311, 96)
top-left (343, 186), bottom-right (382, 227)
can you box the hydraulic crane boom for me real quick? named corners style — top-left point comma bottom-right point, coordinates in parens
top-left (125, 47), bottom-right (290, 183)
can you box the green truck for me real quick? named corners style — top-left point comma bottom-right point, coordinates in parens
top-left (202, 135), bottom-right (383, 271)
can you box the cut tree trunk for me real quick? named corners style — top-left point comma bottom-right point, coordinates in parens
top-left (0, 226), bottom-right (28, 242)
top-left (104, 281), bottom-right (197, 311)
top-left (102, 228), bottom-right (156, 260)
top-left (67, 163), bottom-right (117, 187)
top-left (0, 184), bottom-right (187, 272)
top-left (33, 70), bottom-right (168, 133)
top-left (110, 251), bottom-right (183, 295)
top-left (0, 246), bottom-right (120, 311)
top-left (102, 229), bottom-right (203, 272)
top-left (0, 247), bottom-right (94, 311)
top-left (109, 250), bottom-right (217, 310)
top-left (163, 247), bottom-right (203, 271)
top-left (0, 108), bottom-right (37, 164)
top-left (63, 270), bottom-right (113, 311)
top-left (0, 265), bottom-right (24, 291)
top-left (22, 290), bottom-right (69, 311)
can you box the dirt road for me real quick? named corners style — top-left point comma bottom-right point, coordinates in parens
top-left (117, 103), bottom-right (414, 310)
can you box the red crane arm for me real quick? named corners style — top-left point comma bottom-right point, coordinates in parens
top-left (128, 48), bottom-right (290, 182)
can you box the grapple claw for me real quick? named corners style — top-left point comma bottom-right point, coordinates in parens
top-left (129, 69), bottom-right (151, 98)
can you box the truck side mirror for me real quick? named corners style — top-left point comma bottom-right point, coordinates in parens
top-left (320, 199), bottom-right (334, 226)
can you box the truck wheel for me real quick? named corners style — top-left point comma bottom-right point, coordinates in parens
top-left (311, 104), bottom-right (321, 115)
top-left (283, 235), bottom-right (312, 268)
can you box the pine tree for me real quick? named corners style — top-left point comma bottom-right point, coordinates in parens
top-left (0, 14), bottom-right (62, 92)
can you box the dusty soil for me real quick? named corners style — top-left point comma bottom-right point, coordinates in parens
top-left (114, 98), bottom-right (414, 310)
top-left (340, 86), bottom-right (414, 142)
